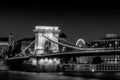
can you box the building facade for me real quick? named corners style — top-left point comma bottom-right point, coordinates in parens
top-left (0, 33), bottom-right (14, 58)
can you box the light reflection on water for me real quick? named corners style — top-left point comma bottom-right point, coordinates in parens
top-left (0, 71), bottom-right (99, 80)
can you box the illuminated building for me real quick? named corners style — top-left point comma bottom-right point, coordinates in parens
top-left (0, 37), bottom-right (9, 55)
top-left (0, 33), bottom-right (14, 58)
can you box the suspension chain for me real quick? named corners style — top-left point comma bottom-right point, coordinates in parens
top-left (16, 40), bottom-right (35, 57)
top-left (54, 36), bottom-right (76, 46)
top-left (42, 35), bottom-right (102, 51)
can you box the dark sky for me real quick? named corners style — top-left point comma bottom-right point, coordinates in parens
top-left (0, 3), bottom-right (120, 43)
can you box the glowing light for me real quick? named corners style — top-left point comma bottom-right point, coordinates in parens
top-left (38, 59), bottom-right (44, 64)
top-left (91, 69), bottom-right (95, 72)
top-left (76, 38), bottom-right (85, 47)
top-left (48, 59), bottom-right (53, 64)
top-left (35, 26), bottom-right (59, 30)
top-left (0, 42), bottom-right (9, 45)
top-left (32, 58), bottom-right (37, 65)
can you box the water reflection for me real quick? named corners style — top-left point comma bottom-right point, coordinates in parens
top-left (0, 71), bottom-right (99, 80)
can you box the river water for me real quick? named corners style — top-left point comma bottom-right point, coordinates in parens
top-left (1, 70), bottom-right (120, 80)
top-left (0, 70), bottom-right (101, 80)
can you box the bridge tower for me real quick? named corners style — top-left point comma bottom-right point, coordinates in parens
top-left (33, 26), bottom-right (60, 55)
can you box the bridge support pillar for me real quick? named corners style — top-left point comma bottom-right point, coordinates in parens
top-left (33, 26), bottom-right (60, 55)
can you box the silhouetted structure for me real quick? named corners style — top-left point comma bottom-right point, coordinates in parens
top-left (11, 37), bottom-right (35, 56)
top-left (0, 33), bottom-right (14, 58)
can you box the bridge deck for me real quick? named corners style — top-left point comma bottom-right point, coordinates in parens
top-left (3, 49), bottom-right (120, 61)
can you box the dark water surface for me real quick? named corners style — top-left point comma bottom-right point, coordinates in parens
top-left (0, 71), bottom-right (100, 80)
top-left (1, 70), bottom-right (120, 80)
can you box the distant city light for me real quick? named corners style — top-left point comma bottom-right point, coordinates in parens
top-left (91, 69), bottom-right (95, 72)
top-left (0, 42), bottom-right (9, 45)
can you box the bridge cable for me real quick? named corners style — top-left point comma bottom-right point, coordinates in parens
top-left (42, 35), bottom-right (103, 51)
top-left (16, 40), bottom-right (35, 57)
top-left (54, 36), bottom-right (76, 46)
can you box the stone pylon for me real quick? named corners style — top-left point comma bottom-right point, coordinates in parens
top-left (33, 26), bottom-right (60, 55)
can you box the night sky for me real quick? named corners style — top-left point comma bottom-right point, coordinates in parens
top-left (0, 3), bottom-right (120, 43)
